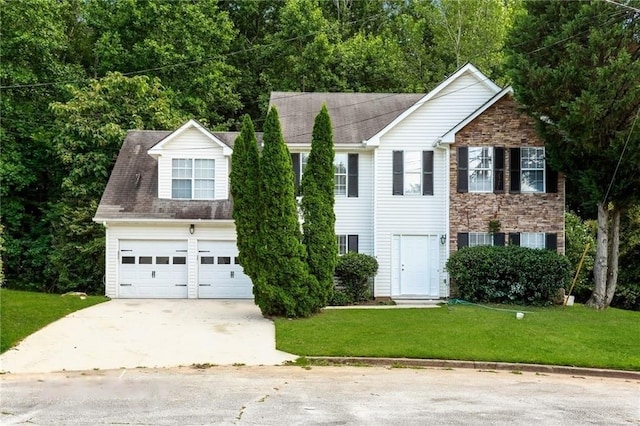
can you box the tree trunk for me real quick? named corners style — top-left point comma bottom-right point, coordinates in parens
top-left (586, 201), bottom-right (609, 309)
top-left (605, 207), bottom-right (621, 306)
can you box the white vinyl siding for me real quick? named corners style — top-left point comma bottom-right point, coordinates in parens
top-left (334, 151), bottom-right (373, 256)
top-left (374, 71), bottom-right (497, 297)
top-left (157, 127), bottom-right (229, 200)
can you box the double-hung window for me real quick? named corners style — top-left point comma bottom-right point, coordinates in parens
top-left (519, 232), bottom-right (546, 249)
top-left (334, 153), bottom-right (348, 196)
top-left (392, 150), bottom-right (434, 196)
top-left (520, 147), bottom-right (545, 193)
top-left (456, 147), bottom-right (504, 193)
top-left (336, 234), bottom-right (359, 255)
top-left (292, 152), bottom-right (358, 197)
top-left (468, 147), bottom-right (493, 192)
top-left (172, 158), bottom-right (215, 199)
top-left (469, 232), bottom-right (493, 247)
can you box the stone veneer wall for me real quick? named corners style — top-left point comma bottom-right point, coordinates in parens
top-left (449, 95), bottom-right (565, 254)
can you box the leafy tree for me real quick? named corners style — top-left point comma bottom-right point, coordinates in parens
top-left (301, 104), bottom-right (337, 306)
top-left (0, 0), bottom-right (88, 289)
top-left (84, 0), bottom-right (241, 127)
top-left (230, 115), bottom-right (261, 282)
top-left (564, 212), bottom-right (596, 302)
top-left (427, 0), bottom-right (522, 82)
top-left (260, 0), bottom-right (342, 92)
top-left (254, 107), bottom-right (320, 317)
top-left (505, 0), bottom-right (640, 308)
top-left (49, 72), bottom-right (186, 293)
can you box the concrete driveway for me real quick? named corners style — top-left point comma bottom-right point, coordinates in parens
top-left (0, 299), bottom-right (296, 374)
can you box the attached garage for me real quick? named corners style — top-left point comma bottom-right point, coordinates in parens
top-left (119, 240), bottom-right (188, 298)
top-left (198, 240), bottom-right (253, 298)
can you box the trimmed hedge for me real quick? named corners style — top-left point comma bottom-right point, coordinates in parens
top-left (334, 252), bottom-right (378, 302)
top-left (446, 245), bottom-right (571, 306)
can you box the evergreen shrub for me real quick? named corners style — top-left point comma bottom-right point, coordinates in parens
top-left (335, 252), bottom-right (378, 302)
top-left (446, 245), bottom-right (571, 306)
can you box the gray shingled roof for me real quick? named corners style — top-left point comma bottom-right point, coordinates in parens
top-left (96, 92), bottom-right (424, 221)
top-left (94, 130), bottom-right (235, 221)
top-left (269, 92), bottom-right (424, 144)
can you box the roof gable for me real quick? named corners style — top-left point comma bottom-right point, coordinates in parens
top-left (365, 63), bottom-right (502, 146)
top-left (147, 119), bottom-right (232, 159)
top-left (438, 86), bottom-right (514, 145)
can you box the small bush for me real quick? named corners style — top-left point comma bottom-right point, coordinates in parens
top-left (611, 282), bottom-right (640, 311)
top-left (446, 245), bottom-right (571, 306)
top-left (327, 289), bottom-right (352, 306)
top-left (334, 252), bottom-right (378, 302)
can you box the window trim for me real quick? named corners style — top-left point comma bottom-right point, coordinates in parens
top-left (172, 158), bottom-right (215, 200)
top-left (468, 147), bottom-right (493, 193)
top-left (392, 150), bottom-right (434, 196)
top-left (520, 147), bottom-right (545, 193)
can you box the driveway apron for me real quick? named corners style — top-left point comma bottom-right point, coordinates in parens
top-left (0, 300), bottom-right (296, 374)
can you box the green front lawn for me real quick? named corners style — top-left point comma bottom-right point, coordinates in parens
top-left (0, 289), bottom-right (109, 353)
top-left (275, 304), bottom-right (640, 371)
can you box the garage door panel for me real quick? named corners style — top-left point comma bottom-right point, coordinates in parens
top-left (198, 242), bottom-right (253, 298)
top-left (119, 241), bottom-right (188, 298)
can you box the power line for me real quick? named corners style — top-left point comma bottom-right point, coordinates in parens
top-left (602, 106), bottom-right (640, 204)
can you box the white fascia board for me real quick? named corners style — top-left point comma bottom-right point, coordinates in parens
top-left (364, 64), bottom-right (501, 147)
top-left (439, 86), bottom-right (514, 144)
top-left (288, 142), bottom-right (374, 151)
top-left (147, 119), bottom-right (233, 159)
top-left (92, 217), bottom-right (235, 225)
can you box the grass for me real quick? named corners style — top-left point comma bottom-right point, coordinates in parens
top-left (275, 303), bottom-right (640, 371)
top-left (0, 289), bottom-right (109, 353)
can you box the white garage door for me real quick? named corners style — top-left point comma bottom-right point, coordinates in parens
top-left (119, 240), bottom-right (188, 298)
top-left (198, 241), bottom-right (253, 298)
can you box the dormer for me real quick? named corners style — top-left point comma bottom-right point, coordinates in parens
top-left (148, 119), bottom-right (233, 201)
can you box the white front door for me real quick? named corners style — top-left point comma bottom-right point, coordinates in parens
top-left (198, 241), bottom-right (253, 298)
top-left (393, 235), bottom-right (440, 297)
top-left (119, 240), bottom-right (188, 298)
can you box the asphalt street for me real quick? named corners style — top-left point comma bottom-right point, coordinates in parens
top-left (1, 365), bottom-right (638, 425)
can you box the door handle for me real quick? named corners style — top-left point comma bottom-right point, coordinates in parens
top-left (230, 271), bottom-right (234, 278)
top-left (152, 271), bottom-right (156, 278)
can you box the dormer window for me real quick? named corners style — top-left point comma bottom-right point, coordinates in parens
top-left (172, 159), bottom-right (215, 199)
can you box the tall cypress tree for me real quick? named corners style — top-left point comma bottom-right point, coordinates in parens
top-left (255, 106), bottom-right (319, 317)
top-left (230, 115), bottom-right (261, 282)
top-left (301, 104), bottom-right (337, 306)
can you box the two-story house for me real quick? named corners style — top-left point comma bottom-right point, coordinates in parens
top-left (94, 64), bottom-right (564, 300)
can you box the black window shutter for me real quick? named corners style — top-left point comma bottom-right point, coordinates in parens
top-left (545, 163), bottom-right (558, 193)
top-left (546, 233), bottom-right (557, 251)
top-left (457, 233), bottom-right (469, 249)
top-left (348, 235), bottom-right (359, 253)
top-left (494, 147), bottom-right (505, 193)
top-left (422, 150), bottom-right (434, 196)
top-left (457, 147), bottom-right (468, 193)
top-left (509, 148), bottom-right (521, 193)
top-left (291, 153), bottom-right (301, 195)
top-left (493, 232), bottom-right (505, 246)
top-left (392, 151), bottom-right (404, 195)
top-left (348, 154), bottom-right (359, 197)
top-left (509, 232), bottom-right (520, 246)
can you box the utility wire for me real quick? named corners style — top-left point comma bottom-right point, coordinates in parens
top-left (602, 106), bottom-right (640, 204)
